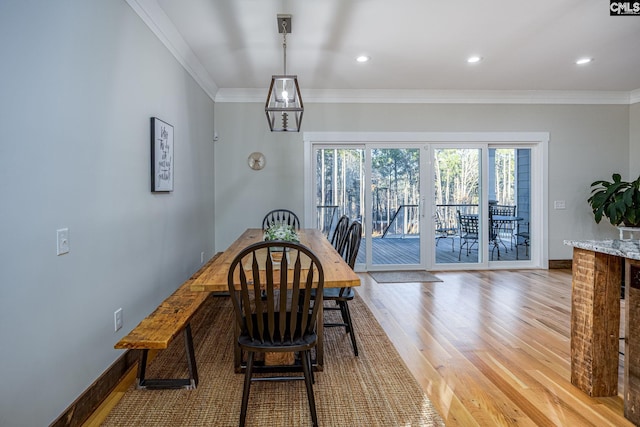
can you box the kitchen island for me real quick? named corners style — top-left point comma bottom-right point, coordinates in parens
top-left (564, 239), bottom-right (640, 424)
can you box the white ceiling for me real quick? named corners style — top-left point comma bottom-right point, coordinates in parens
top-left (130, 0), bottom-right (640, 103)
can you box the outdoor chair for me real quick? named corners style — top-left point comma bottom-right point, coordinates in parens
top-left (457, 211), bottom-right (479, 261)
top-left (315, 220), bottom-right (362, 356)
top-left (262, 209), bottom-right (301, 230)
top-left (227, 240), bottom-right (324, 427)
top-left (435, 210), bottom-right (457, 251)
top-left (489, 204), bottom-right (517, 249)
top-left (330, 215), bottom-right (350, 254)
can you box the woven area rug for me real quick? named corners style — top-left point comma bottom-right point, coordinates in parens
top-left (369, 270), bottom-right (442, 283)
top-left (102, 294), bottom-right (445, 426)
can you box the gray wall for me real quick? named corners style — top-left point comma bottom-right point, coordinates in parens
top-left (214, 102), bottom-right (630, 259)
top-left (0, 1), bottom-right (215, 425)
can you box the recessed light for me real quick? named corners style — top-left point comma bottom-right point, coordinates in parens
top-left (467, 56), bottom-right (482, 64)
top-left (576, 57), bottom-right (593, 65)
top-left (356, 55), bottom-right (370, 63)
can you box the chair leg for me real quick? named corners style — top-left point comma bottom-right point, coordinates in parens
top-left (307, 350), bottom-right (315, 384)
top-left (301, 350), bottom-right (318, 426)
top-left (342, 301), bottom-right (359, 356)
top-left (338, 301), bottom-right (350, 333)
top-left (240, 351), bottom-right (254, 427)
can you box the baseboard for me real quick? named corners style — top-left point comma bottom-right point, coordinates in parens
top-left (50, 350), bottom-right (139, 427)
top-left (549, 259), bottom-right (572, 269)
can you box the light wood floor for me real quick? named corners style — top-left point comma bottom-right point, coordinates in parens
top-left (356, 269), bottom-right (631, 427)
top-left (86, 268), bottom-right (631, 426)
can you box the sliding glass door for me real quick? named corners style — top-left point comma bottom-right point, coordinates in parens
top-left (314, 145), bottom-right (421, 270)
top-left (433, 146), bottom-right (532, 266)
top-left (370, 147), bottom-right (421, 267)
top-left (306, 132), bottom-right (546, 271)
top-left (314, 147), bottom-right (365, 258)
top-left (433, 147), bottom-right (481, 264)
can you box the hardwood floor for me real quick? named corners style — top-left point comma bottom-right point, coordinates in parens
top-left (85, 268), bottom-right (630, 426)
top-left (356, 269), bottom-right (631, 426)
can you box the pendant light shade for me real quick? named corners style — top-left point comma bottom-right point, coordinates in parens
top-left (265, 15), bottom-right (304, 132)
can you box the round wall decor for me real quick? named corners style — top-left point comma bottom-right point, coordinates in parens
top-left (247, 152), bottom-right (266, 170)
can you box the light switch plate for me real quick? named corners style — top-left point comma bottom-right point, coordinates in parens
top-left (57, 228), bottom-right (69, 255)
top-left (114, 308), bottom-right (123, 332)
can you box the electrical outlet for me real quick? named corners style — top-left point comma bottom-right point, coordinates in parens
top-left (554, 200), bottom-right (566, 210)
top-left (114, 308), bottom-right (123, 332)
top-left (57, 228), bottom-right (69, 255)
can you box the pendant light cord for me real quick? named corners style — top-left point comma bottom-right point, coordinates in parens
top-left (281, 20), bottom-right (288, 75)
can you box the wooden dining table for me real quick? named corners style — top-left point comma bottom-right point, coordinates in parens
top-left (191, 228), bottom-right (361, 370)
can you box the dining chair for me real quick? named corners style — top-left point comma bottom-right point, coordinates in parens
top-left (227, 240), bottom-right (324, 427)
top-left (457, 210), bottom-right (479, 261)
top-left (262, 209), bottom-right (301, 230)
top-left (329, 215), bottom-right (350, 254)
top-left (317, 220), bottom-right (362, 356)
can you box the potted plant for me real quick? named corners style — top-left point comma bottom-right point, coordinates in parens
top-left (263, 223), bottom-right (300, 243)
top-left (263, 224), bottom-right (299, 263)
top-left (587, 173), bottom-right (640, 227)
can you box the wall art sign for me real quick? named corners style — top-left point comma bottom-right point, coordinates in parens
top-left (151, 117), bottom-right (174, 192)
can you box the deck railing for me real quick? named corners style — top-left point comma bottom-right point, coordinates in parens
top-left (381, 204), bottom-right (419, 238)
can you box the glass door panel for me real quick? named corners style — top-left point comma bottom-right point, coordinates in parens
top-left (370, 148), bottom-right (420, 266)
top-left (314, 147), bottom-right (364, 262)
top-left (488, 147), bottom-right (531, 262)
top-left (434, 148), bottom-right (481, 264)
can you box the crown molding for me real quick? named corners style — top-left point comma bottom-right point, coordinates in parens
top-left (125, 0), bottom-right (218, 100)
top-left (128, 1), bottom-right (639, 106)
top-left (215, 88), bottom-right (636, 105)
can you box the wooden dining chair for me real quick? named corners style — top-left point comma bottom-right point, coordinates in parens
top-left (262, 209), bottom-right (301, 230)
top-left (317, 220), bottom-right (362, 356)
top-left (227, 240), bottom-right (324, 427)
top-left (329, 215), bottom-right (350, 254)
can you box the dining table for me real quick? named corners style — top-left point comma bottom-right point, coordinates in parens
top-left (191, 228), bottom-right (361, 371)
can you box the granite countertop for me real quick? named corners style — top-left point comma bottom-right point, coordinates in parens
top-left (564, 239), bottom-right (640, 260)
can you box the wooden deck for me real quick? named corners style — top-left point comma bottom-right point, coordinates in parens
top-left (357, 235), bottom-right (529, 265)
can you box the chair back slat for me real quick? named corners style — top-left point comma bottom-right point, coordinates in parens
top-left (330, 215), bottom-right (350, 253)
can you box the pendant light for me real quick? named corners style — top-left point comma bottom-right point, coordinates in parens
top-left (265, 14), bottom-right (303, 132)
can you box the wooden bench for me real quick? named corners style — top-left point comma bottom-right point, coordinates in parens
top-left (114, 252), bottom-right (222, 390)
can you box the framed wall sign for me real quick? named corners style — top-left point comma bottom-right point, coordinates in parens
top-left (151, 117), bottom-right (174, 192)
